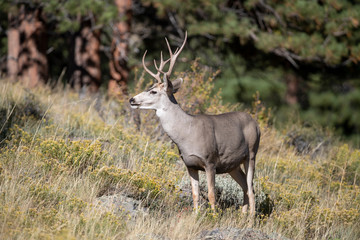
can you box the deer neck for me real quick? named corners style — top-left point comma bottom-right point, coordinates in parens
top-left (156, 96), bottom-right (193, 143)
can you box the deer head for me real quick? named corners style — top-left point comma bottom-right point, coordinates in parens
top-left (129, 32), bottom-right (187, 110)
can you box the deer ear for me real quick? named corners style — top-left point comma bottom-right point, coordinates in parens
top-left (172, 78), bottom-right (183, 93)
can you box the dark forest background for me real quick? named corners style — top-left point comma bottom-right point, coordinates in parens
top-left (1, 0), bottom-right (360, 144)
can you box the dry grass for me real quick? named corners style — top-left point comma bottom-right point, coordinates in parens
top-left (0, 65), bottom-right (359, 239)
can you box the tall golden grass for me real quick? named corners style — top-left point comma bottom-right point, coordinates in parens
top-left (0, 63), bottom-right (359, 239)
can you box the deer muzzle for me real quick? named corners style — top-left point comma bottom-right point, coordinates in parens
top-left (129, 97), bottom-right (139, 108)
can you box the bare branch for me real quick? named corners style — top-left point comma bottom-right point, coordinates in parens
top-left (273, 48), bottom-right (299, 68)
top-left (258, 0), bottom-right (286, 29)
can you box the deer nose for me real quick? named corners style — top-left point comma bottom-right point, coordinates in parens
top-left (129, 97), bottom-right (135, 104)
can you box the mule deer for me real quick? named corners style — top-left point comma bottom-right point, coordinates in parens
top-left (129, 32), bottom-right (261, 213)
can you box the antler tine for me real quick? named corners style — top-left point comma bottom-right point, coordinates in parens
top-left (160, 51), bottom-right (164, 65)
top-left (154, 51), bottom-right (170, 74)
top-left (165, 31), bottom-right (187, 79)
top-left (142, 50), bottom-right (162, 84)
top-left (154, 60), bottom-right (164, 74)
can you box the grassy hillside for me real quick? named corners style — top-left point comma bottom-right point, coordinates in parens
top-left (1, 64), bottom-right (359, 239)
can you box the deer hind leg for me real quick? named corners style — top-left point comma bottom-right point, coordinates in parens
top-left (229, 166), bottom-right (249, 213)
top-left (245, 154), bottom-right (256, 214)
top-left (187, 168), bottom-right (200, 212)
top-left (205, 167), bottom-right (216, 211)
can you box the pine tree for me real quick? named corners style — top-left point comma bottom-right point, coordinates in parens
top-left (48, 0), bottom-right (116, 94)
top-left (4, 2), bottom-right (48, 87)
top-left (69, 18), bottom-right (101, 94)
top-left (6, 10), bottom-right (20, 81)
top-left (108, 0), bottom-right (132, 97)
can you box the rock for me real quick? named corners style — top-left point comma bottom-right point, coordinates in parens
top-left (286, 131), bottom-right (329, 159)
top-left (197, 228), bottom-right (290, 240)
top-left (135, 233), bottom-right (170, 240)
top-left (96, 193), bottom-right (148, 219)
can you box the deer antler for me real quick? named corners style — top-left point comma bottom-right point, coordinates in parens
top-left (142, 51), bottom-right (169, 84)
top-left (142, 31), bottom-right (187, 83)
top-left (164, 31), bottom-right (187, 79)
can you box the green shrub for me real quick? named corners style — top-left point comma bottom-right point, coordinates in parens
top-left (322, 144), bottom-right (360, 187)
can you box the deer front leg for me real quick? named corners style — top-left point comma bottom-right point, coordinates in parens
top-left (205, 167), bottom-right (216, 211)
top-left (187, 168), bottom-right (199, 212)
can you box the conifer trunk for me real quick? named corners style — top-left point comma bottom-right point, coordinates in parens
top-left (7, 12), bottom-right (20, 81)
top-left (17, 5), bottom-right (48, 87)
top-left (108, 0), bottom-right (132, 96)
top-left (285, 73), bottom-right (300, 105)
top-left (70, 19), bottom-right (101, 95)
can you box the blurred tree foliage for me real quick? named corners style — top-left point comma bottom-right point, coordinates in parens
top-left (43, 0), bottom-right (117, 92)
top-left (1, 0), bottom-right (360, 143)
top-left (142, 0), bottom-right (360, 143)
top-left (1, 0), bottom-right (117, 90)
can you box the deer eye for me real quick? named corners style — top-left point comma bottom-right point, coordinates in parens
top-left (150, 90), bottom-right (157, 95)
